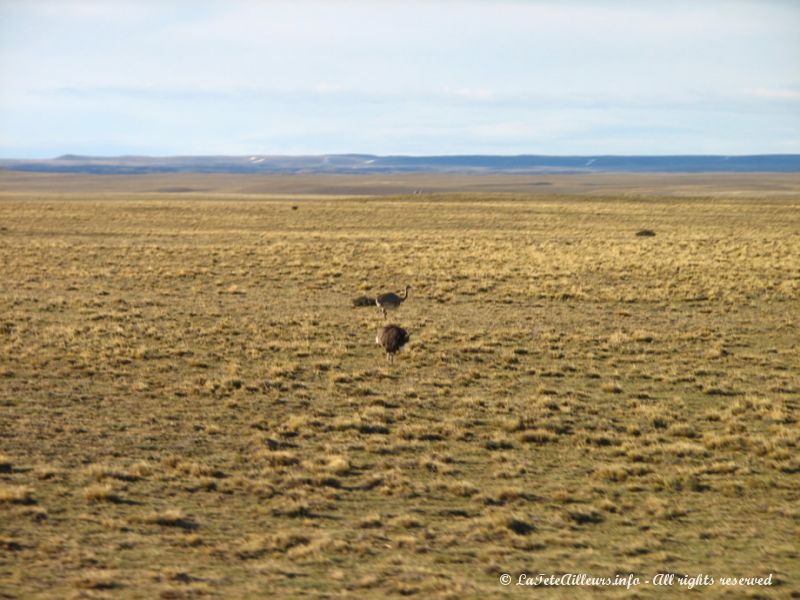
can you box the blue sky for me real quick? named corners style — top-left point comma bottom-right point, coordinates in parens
top-left (1, 0), bottom-right (798, 157)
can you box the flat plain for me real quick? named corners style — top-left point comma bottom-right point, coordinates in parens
top-left (1, 173), bottom-right (799, 598)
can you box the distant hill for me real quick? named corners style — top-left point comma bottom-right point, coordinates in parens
top-left (1, 154), bottom-right (799, 174)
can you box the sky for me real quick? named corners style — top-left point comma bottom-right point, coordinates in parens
top-left (0, 0), bottom-right (799, 158)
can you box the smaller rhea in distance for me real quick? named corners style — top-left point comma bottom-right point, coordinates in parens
top-left (376, 324), bottom-right (410, 364)
top-left (376, 285), bottom-right (410, 320)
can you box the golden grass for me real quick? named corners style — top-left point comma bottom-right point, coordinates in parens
top-left (0, 188), bottom-right (798, 598)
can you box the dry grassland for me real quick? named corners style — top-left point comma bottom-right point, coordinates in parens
top-left (2, 170), bottom-right (800, 197)
top-left (1, 188), bottom-right (799, 598)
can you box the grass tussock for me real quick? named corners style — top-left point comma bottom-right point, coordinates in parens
top-left (83, 483), bottom-right (122, 503)
top-left (0, 485), bottom-right (35, 505)
top-left (0, 454), bottom-right (12, 473)
top-left (142, 509), bottom-right (198, 530)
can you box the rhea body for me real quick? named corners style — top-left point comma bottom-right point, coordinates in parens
top-left (376, 325), bottom-right (410, 363)
top-left (376, 285), bottom-right (410, 319)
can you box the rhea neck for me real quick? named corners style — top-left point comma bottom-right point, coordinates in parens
top-left (401, 285), bottom-right (410, 300)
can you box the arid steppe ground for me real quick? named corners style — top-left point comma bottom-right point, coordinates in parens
top-left (1, 174), bottom-right (799, 598)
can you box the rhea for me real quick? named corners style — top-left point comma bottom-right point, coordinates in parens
top-left (376, 285), bottom-right (410, 320)
top-left (376, 325), bottom-right (410, 364)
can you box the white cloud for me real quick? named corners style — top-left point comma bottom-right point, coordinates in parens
top-left (746, 88), bottom-right (800, 101)
top-left (2, 0), bottom-right (163, 22)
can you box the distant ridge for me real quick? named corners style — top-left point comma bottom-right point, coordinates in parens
top-left (1, 154), bottom-right (799, 174)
